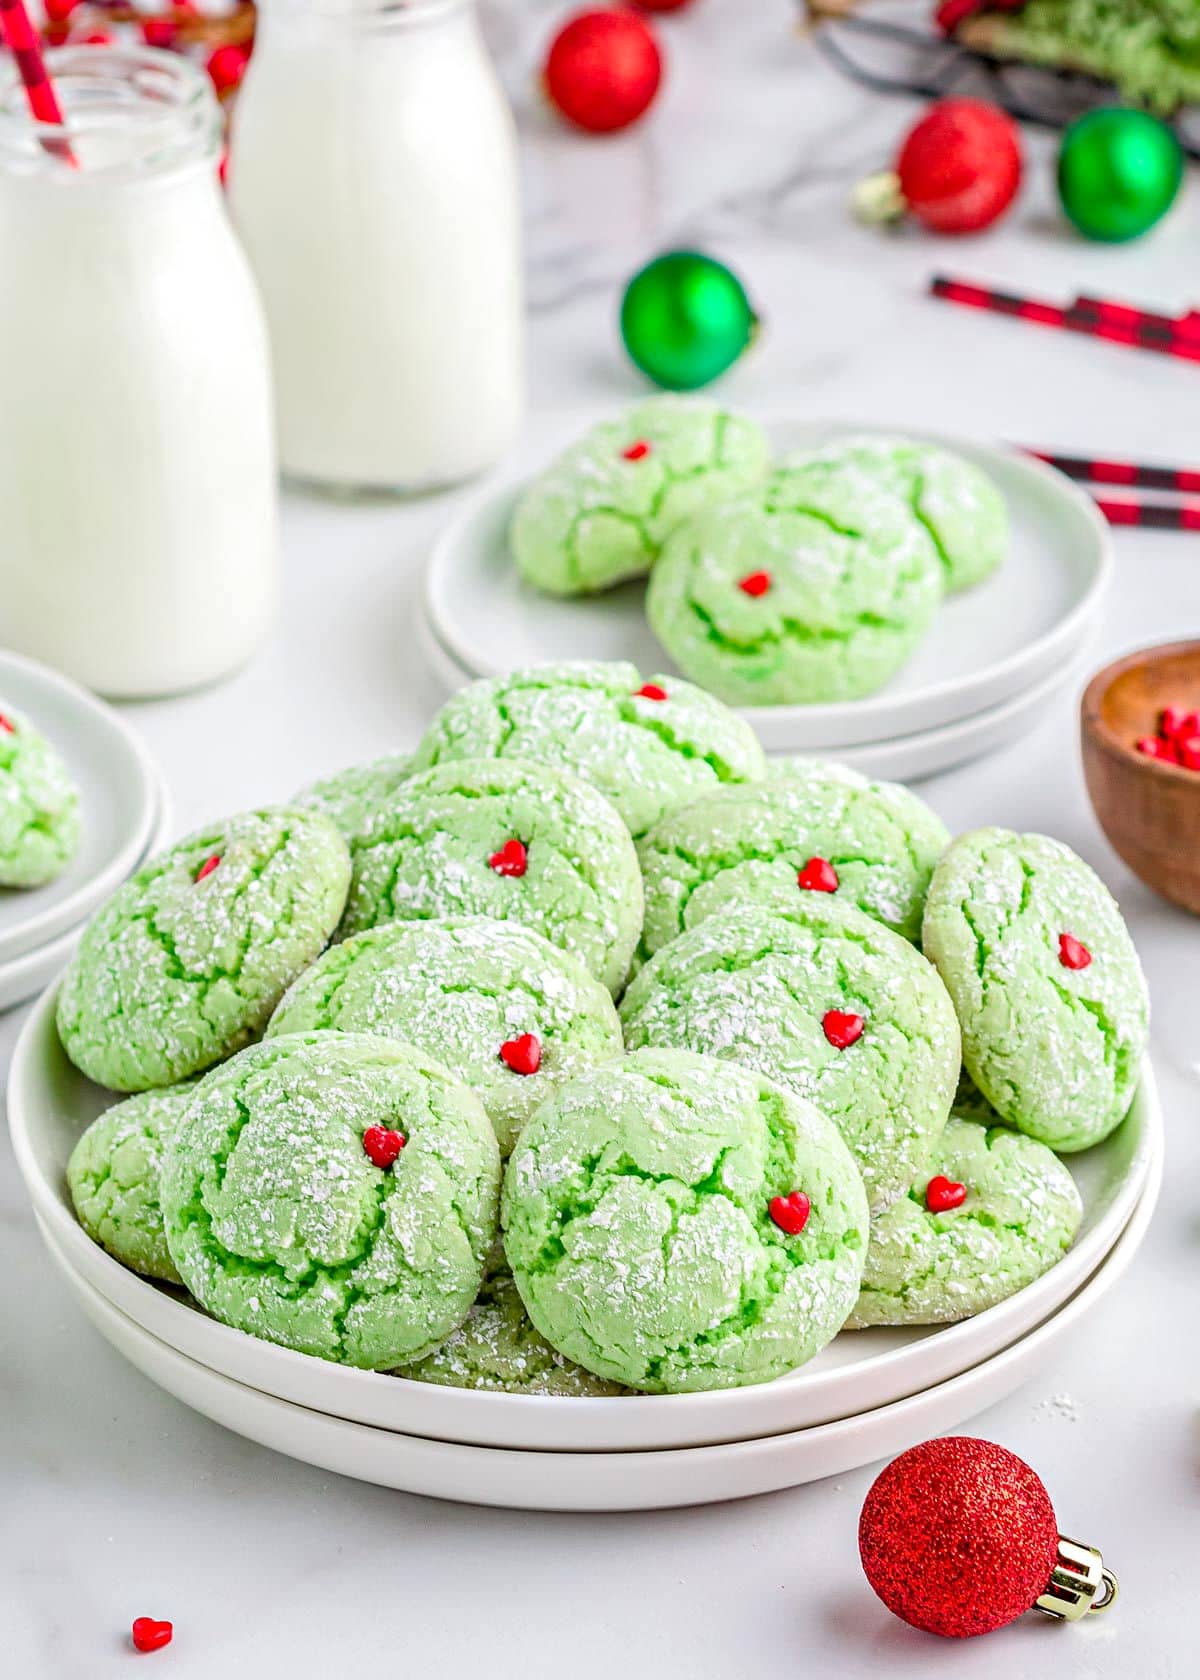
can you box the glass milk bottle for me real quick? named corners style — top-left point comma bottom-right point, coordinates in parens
top-left (0, 48), bottom-right (278, 699)
top-left (228, 0), bottom-right (524, 493)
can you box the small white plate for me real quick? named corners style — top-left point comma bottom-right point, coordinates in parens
top-left (0, 652), bottom-right (161, 963)
top-left (0, 775), bottom-right (173, 1013)
top-left (39, 1158), bottom-right (1160, 1511)
top-left (9, 977), bottom-right (1160, 1453)
top-left (424, 425), bottom-right (1110, 754)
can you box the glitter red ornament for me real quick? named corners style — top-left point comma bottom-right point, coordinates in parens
top-left (857, 99), bottom-right (1023, 236)
top-left (543, 10), bottom-right (663, 135)
top-left (859, 1437), bottom-right (1118, 1639)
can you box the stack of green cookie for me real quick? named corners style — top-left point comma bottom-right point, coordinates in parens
top-left (61, 660), bottom-right (1148, 1397)
top-left (510, 404), bottom-right (1009, 706)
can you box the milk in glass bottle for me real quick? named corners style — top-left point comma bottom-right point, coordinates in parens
top-left (0, 47), bottom-right (278, 697)
top-left (228, 0), bottom-right (524, 493)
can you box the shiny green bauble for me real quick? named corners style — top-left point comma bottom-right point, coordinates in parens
top-left (620, 250), bottom-right (757, 390)
top-left (1057, 108), bottom-right (1184, 243)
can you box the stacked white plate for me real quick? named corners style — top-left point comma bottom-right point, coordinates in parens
top-left (0, 653), bottom-right (171, 1012)
top-left (9, 981), bottom-right (1162, 1511)
top-left (421, 424), bottom-right (1112, 781)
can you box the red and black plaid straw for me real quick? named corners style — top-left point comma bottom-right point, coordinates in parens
top-left (1028, 451), bottom-right (1200, 497)
top-left (930, 275), bottom-right (1200, 364)
top-left (1094, 497), bottom-right (1200, 532)
top-left (0, 0), bottom-right (77, 165)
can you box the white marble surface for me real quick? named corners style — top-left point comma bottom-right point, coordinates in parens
top-left (3, 1), bottom-right (1199, 1672)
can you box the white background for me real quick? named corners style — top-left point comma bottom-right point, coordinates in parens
top-left (2, 2), bottom-right (1197, 1673)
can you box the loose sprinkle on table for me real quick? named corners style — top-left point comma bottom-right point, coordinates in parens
top-left (131, 1618), bottom-right (173, 1654)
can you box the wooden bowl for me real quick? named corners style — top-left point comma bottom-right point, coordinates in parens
top-left (1081, 640), bottom-right (1200, 915)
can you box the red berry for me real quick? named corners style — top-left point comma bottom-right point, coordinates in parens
top-left (768, 1190), bottom-right (811, 1235)
top-left (823, 1009), bottom-right (864, 1050)
top-left (1178, 734), bottom-right (1200, 772)
top-left (797, 856), bottom-right (838, 894)
top-left (896, 98), bottom-right (1023, 234)
top-left (635, 682), bottom-right (668, 701)
top-left (738, 570), bottom-right (771, 598)
top-left (194, 854), bottom-right (221, 883)
top-left (0, 713), bottom-right (13, 734)
top-left (207, 44), bottom-right (250, 97)
top-left (1058, 932), bottom-right (1092, 971)
top-left (543, 10), bottom-right (663, 135)
top-left (622, 440), bottom-right (651, 461)
top-left (362, 1126), bottom-right (406, 1169)
top-left (499, 1033), bottom-right (542, 1075)
top-left (925, 1175), bottom-right (967, 1214)
top-left (1135, 733), bottom-right (1178, 762)
top-left (488, 838), bottom-right (528, 878)
top-left (131, 1618), bottom-right (173, 1654)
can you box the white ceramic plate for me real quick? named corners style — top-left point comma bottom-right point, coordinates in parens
top-left (0, 651), bottom-right (161, 963)
top-left (423, 424), bottom-right (1111, 754)
top-left (9, 978), bottom-right (1160, 1452)
top-left (39, 1158), bottom-right (1160, 1511)
top-left (0, 775), bottom-right (173, 1013)
top-left (420, 603), bottom-right (1097, 786)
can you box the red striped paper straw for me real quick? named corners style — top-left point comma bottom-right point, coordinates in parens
top-left (1094, 497), bottom-right (1200, 532)
top-left (1027, 451), bottom-right (1200, 497)
top-left (0, 0), bottom-right (77, 166)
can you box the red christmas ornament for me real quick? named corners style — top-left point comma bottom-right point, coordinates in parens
top-left (362, 1126), bottom-right (406, 1170)
top-left (859, 1437), bottom-right (1118, 1639)
top-left (935, 0), bottom-right (1026, 35)
top-left (543, 10), bottom-right (663, 135)
top-left (499, 1033), bottom-right (542, 1076)
top-left (130, 1618), bottom-right (173, 1654)
top-left (858, 99), bottom-right (1023, 235)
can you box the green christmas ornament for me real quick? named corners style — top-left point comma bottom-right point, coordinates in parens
top-left (620, 250), bottom-right (757, 390)
top-left (1057, 108), bottom-right (1184, 243)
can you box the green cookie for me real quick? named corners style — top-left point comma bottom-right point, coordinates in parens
top-left (512, 397), bottom-right (770, 595)
top-left (847, 1116), bottom-right (1083, 1327)
top-left (502, 1048), bottom-right (868, 1393)
top-left (646, 459), bottom-right (942, 706)
top-left (637, 756), bottom-right (949, 960)
top-left (160, 1033), bottom-right (501, 1369)
top-left (57, 808), bottom-right (351, 1093)
top-left (620, 901), bottom-right (960, 1212)
top-left (269, 916), bottom-right (623, 1155)
top-left (67, 1083), bottom-right (199, 1285)
top-left (295, 752), bottom-right (413, 840)
top-left (397, 1256), bottom-right (627, 1395)
top-left (338, 758), bottom-right (643, 994)
top-left (0, 703), bottom-right (81, 888)
top-left (412, 659), bottom-right (766, 842)
top-left (922, 828), bottom-right (1150, 1152)
top-left (791, 434), bottom-right (1008, 592)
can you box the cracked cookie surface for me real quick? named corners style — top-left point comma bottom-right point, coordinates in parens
top-left (160, 1032), bottom-right (501, 1369)
top-left (620, 900), bottom-right (959, 1212)
top-left (295, 752), bottom-right (414, 841)
top-left (412, 659), bottom-right (766, 842)
top-left (0, 703), bottom-right (81, 888)
top-left (922, 828), bottom-right (1149, 1151)
top-left (790, 434), bottom-right (1008, 593)
top-left (502, 1048), bottom-right (868, 1392)
top-left (68, 1083), bottom-right (199, 1285)
top-left (848, 1116), bottom-right (1083, 1326)
top-left (637, 755), bottom-right (949, 958)
top-left (645, 459), bottom-right (942, 705)
top-left (268, 916), bottom-right (623, 1155)
top-left (338, 757), bottom-right (642, 994)
top-left (57, 807), bottom-right (351, 1092)
top-left (512, 397), bottom-right (770, 596)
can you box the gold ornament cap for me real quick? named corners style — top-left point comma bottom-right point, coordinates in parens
top-left (1035, 1535), bottom-right (1119, 1623)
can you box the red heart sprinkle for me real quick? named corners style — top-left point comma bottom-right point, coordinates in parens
top-left (1058, 932), bottom-right (1092, 970)
top-left (925, 1175), bottom-right (967, 1214)
top-left (622, 440), bottom-right (651, 461)
top-left (488, 839), bottom-right (528, 877)
top-left (0, 713), bottom-right (13, 734)
top-left (738, 570), bottom-right (772, 598)
top-left (822, 1009), bottom-right (864, 1049)
top-left (1177, 734), bottom-right (1200, 772)
top-left (499, 1033), bottom-right (542, 1075)
top-left (131, 1618), bottom-right (173, 1654)
top-left (768, 1190), bottom-right (811, 1235)
top-left (362, 1126), bottom-right (406, 1169)
top-left (194, 854), bottom-right (221, 882)
top-left (1136, 734), bottom-right (1177, 762)
top-left (635, 682), bottom-right (668, 702)
top-left (797, 856), bottom-right (838, 894)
